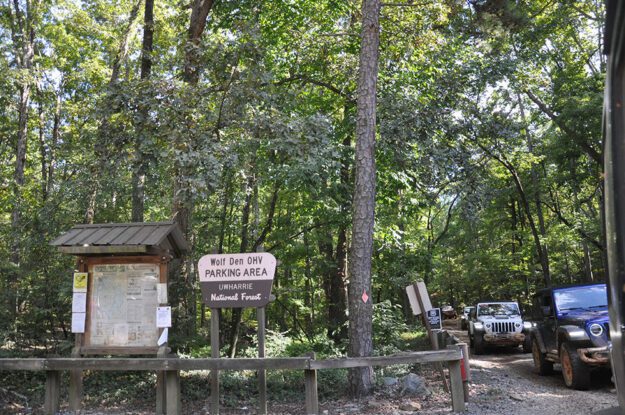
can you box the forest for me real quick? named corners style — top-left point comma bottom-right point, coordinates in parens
top-left (0, 0), bottom-right (606, 404)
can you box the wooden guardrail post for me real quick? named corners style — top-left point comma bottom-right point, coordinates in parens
top-left (44, 370), bottom-right (60, 415)
top-left (447, 345), bottom-right (466, 413)
top-left (165, 362), bottom-right (181, 415)
top-left (304, 352), bottom-right (319, 415)
top-left (68, 346), bottom-right (82, 411)
top-left (156, 346), bottom-right (167, 414)
top-left (458, 342), bottom-right (470, 403)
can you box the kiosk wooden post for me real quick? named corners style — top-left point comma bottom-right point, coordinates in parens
top-left (69, 258), bottom-right (87, 411)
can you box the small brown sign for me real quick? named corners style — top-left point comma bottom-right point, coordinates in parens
top-left (198, 253), bottom-right (277, 308)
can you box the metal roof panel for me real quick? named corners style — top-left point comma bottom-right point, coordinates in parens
top-left (51, 222), bottom-right (188, 256)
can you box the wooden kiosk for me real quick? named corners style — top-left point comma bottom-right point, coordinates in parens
top-left (51, 221), bottom-right (188, 413)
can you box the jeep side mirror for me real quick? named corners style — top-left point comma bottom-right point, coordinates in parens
top-left (541, 305), bottom-right (552, 317)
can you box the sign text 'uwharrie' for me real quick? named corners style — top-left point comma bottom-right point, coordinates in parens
top-left (198, 253), bottom-right (277, 308)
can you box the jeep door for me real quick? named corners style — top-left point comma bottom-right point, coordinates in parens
top-left (538, 292), bottom-right (557, 353)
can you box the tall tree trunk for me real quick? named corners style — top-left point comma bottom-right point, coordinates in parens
top-left (218, 170), bottom-right (233, 253)
top-left (227, 172), bottom-right (255, 357)
top-left (169, 0), bottom-right (215, 341)
top-left (348, 0), bottom-right (379, 398)
top-left (329, 106), bottom-right (353, 343)
top-left (474, 139), bottom-right (551, 287)
top-left (8, 0), bottom-right (36, 327)
top-left (518, 93), bottom-right (551, 285)
top-left (37, 93), bottom-right (48, 201)
top-left (85, 0), bottom-right (142, 223)
top-left (49, 83), bottom-right (61, 194)
top-left (183, 0), bottom-right (214, 84)
top-left (132, 0), bottom-right (155, 222)
top-left (304, 231), bottom-right (314, 338)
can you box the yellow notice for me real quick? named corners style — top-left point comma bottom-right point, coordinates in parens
top-left (73, 272), bottom-right (88, 292)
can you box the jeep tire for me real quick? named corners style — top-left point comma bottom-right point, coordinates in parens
top-left (560, 342), bottom-right (590, 390)
top-left (532, 338), bottom-right (553, 375)
top-left (473, 333), bottom-right (485, 355)
top-left (522, 335), bottom-right (532, 353)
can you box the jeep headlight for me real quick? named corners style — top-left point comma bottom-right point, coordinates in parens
top-left (523, 321), bottom-right (532, 330)
top-left (515, 323), bottom-right (521, 328)
top-left (474, 322), bottom-right (483, 330)
top-left (485, 323), bottom-right (492, 329)
top-left (589, 323), bottom-right (603, 337)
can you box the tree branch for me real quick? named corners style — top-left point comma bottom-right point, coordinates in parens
top-left (543, 200), bottom-right (603, 251)
top-left (524, 89), bottom-right (602, 165)
top-left (433, 193), bottom-right (459, 247)
top-left (274, 75), bottom-right (354, 102)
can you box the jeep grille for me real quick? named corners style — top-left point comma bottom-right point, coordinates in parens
top-left (491, 322), bottom-right (515, 333)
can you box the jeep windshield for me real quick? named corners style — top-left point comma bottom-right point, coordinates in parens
top-left (553, 284), bottom-right (607, 314)
top-left (477, 303), bottom-right (520, 316)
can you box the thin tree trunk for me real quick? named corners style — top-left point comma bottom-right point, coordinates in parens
top-left (348, 0), bottom-right (380, 398)
top-left (304, 231), bottom-right (313, 338)
top-left (474, 139), bottom-right (551, 287)
top-left (218, 171), bottom-right (233, 253)
top-left (329, 108), bottom-right (353, 343)
top-left (86, 0), bottom-right (142, 223)
top-left (49, 83), bottom-right (61, 195)
top-left (169, 0), bottom-right (215, 341)
top-left (8, 0), bottom-right (36, 327)
top-left (38, 92), bottom-right (48, 201)
top-left (518, 93), bottom-right (551, 285)
top-left (228, 172), bottom-right (255, 357)
top-left (131, 0), bottom-right (155, 222)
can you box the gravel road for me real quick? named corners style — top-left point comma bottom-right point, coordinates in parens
top-left (448, 328), bottom-right (619, 415)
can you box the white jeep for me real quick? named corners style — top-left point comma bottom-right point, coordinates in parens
top-left (469, 301), bottom-right (530, 354)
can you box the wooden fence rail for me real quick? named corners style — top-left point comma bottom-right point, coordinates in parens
top-left (0, 347), bottom-right (465, 415)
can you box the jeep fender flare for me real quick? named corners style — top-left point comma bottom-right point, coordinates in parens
top-left (470, 322), bottom-right (484, 336)
top-left (557, 325), bottom-right (590, 348)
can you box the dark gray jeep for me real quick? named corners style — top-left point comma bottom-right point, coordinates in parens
top-left (528, 283), bottom-right (610, 390)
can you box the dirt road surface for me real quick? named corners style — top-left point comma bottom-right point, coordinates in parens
top-left (448, 327), bottom-right (619, 415)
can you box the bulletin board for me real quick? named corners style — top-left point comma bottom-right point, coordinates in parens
top-left (80, 256), bottom-right (168, 354)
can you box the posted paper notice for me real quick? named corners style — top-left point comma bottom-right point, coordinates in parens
top-left (157, 283), bottom-right (168, 304)
top-left (73, 272), bottom-right (88, 292)
top-left (72, 312), bottom-right (86, 333)
top-left (156, 306), bottom-right (172, 328)
top-left (157, 328), bottom-right (168, 346)
top-left (72, 292), bottom-right (87, 313)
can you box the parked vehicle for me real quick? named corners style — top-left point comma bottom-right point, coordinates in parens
top-left (468, 301), bottom-right (529, 354)
top-left (441, 305), bottom-right (457, 320)
top-left (460, 306), bottom-right (475, 330)
top-left (528, 283), bottom-right (610, 390)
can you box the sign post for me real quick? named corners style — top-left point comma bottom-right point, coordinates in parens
top-left (405, 281), bottom-right (448, 391)
top-left (198, 252), bottom-right (277, 415)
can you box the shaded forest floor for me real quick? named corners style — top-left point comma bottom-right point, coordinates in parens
top-left (0, 365), bottom-right (454, 414)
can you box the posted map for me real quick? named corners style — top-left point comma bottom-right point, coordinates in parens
top-left (89, 264), bottom-right (159, 347)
